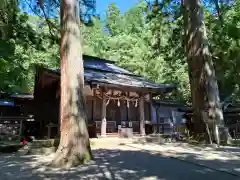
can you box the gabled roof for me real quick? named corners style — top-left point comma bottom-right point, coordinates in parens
top-left (0, 92), bottom-right (33, 100)
top-left (43, 55), bottom-right (176, 93)
top-left (84, 69), bottom-right (175, 91)
top-left (83, 55), bottom-right (134, 76)
top-left (152, 100), bottom-right (187, 108)
top-left (10, 93), bottom-right (34, 99)
top-left (0, 99), bottom-right (15, 107)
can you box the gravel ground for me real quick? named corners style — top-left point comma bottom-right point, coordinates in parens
top-left (125, 142), bottom-right (240, 174)
top-left (0, 139), bottom-right (239, 180)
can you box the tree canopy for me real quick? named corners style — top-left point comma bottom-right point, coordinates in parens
top-left (1, 0), bottom-right (240, 104)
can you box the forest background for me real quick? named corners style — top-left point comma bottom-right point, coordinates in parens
top-left (1, 0), bottom-right (240, 104)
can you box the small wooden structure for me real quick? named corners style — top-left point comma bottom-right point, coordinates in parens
top-left (34, 55), bottom-right (176, 138)
top-left (178, 104), bottom-right (240, 139)
top-left (151, 100), bottom-right (188, 135)
top-left (0, 93), bottom-right (35, 140)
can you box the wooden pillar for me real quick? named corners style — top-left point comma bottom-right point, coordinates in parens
top-left (47, 125), bottom-right (51, 138)
top-left (126, 104), bottom-right (129, 122)
top-left (149, 94), bottom-right (153, 133)
top-left (101, 96), bottom-right (107, 137)
top-left (156, 107), bottom-right (160, 133)
top-left (139, 96), bottom-right (146, 136)
top-left (91, 98), bottom-right (94, 124)
top-left (126, 92), bottom-right (130, 124)
top-left (19, 119), bottom-right (23, 140)
top-left (127, 105), bottom-right (131, 128)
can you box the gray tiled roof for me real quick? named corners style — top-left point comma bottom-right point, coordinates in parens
top-left (83, 55), bottom-right (134, 75)
top-left (0, 99), bottom-right (15, 106)
top-left (52, 55), bottom-right (176, 92)
top-left (84, 69), bottom-right (175, 90)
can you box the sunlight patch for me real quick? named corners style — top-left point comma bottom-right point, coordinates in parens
top-left (140, 176), bottom-right (164, 180)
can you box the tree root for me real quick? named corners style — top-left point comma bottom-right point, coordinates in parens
top-left (49, 147), bottom-right (93, 168)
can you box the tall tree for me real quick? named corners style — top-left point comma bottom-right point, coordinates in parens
top-left (51, 0), bottom-right (92, 167)
top-left (146, 0), bottom-right (190, 103)
top-left (182, 0), bottom-right (230, 144)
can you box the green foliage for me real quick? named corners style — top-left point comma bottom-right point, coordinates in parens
top-left (81, 0), bottom-right (240, 103)
top-left (0, 2), bottom-right (59, 93)
top-left (82, 1), bottom-right (190, 103)
top-left (2, 0), bottom-right (240, 103)
top-left (204, 1), bottom-right (240, 101)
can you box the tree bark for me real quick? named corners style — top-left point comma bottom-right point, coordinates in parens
top-left (51, 0), bottom-right (92, 168)
top-left (182, 0), bottom-right (230, 144)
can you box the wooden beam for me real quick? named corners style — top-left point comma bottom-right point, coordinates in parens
top-left (91, 82), bottom-right (172, 94)
top-left (149, 93), bottom-right (152, 122)
top-left (156, 107), bottom-right (160, 133)
top-left (139, 96), bottom-right (146, 136)
top-left (92, 98), bottom-right (94, 124)
top-left (18, 119), bottom-right (23, 140)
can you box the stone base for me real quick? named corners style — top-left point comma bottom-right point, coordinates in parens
top-left (0, 143), bottom-right (23, 153)
top-left (16, 139), bottom-right (59, 155)
top-left (27, 147), bottom-right (56, 155)
top-left (99, 134), bottom-right (107, 138)
top-left (17, 144), bottom-right (57, 156)
top-left (120, 128), bottom-right (133, 138)
top-left (30, 139), bottom-right (59, 148)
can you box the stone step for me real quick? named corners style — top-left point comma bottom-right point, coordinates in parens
top-left (29, 139), bottom-right (59, 148)
top-left (17, 145), bottom-right (56, 155)
top-left (28, 147), bottom-right (56, 155)
top-left (0, 144), bottom-right (23, 153)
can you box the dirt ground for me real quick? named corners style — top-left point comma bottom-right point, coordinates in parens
top-left (0, 138), bottom-right (239, 180)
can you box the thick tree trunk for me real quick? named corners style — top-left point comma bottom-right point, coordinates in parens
top-left (51, 0), bottom-right (92, 168)
top-left (182, 0), bottom-right (230, 144)
top-left (182, 0), bottom-right (207, 140)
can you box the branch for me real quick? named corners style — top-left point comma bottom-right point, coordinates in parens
top-left (38, 0), bottom-right (59, 38)
top-left (23, 0), bottom-right (59, 38)
top-left (23, 0), bottom-right (41, 16)
top-left (0, 10), bottom-right (7, 24)
top-left (212, 0), bottom-right (224, 26)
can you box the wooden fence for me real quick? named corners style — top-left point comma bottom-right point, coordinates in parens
top-left (228, 121), bottom-right (240, 140)
top-left (95, 120), bottom-right (140, 134)
top-left (0, 116), bottom-right (25, 141)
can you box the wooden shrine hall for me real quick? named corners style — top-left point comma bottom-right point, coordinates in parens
top-left (34, 55), bottom-right (176, 138)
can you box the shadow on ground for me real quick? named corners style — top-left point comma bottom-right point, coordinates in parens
top-left (132, 135), bottom-right (240, 156)
top-left (0, 148), bottom-right (239, 180)
top-left (126, 137), bottom-right (240, 177)
top-left (151, 150), bottom-right (240, 176)
top-left (216, 147), bottom-right (240, 154)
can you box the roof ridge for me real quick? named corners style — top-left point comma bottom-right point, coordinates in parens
top-left (83, 54), bottom-right (115, 64)
top-left (84, 67), bottom-right (142, 77)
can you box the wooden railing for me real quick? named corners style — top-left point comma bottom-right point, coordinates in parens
top-left (228, 122), bottom-right (240, 140)
top-left (122, 121), bottom-right (139, 132)
top-left (0, 116), bottom-right (24, 121)
top-left (95, 120), bottom-right (141, 134)
top-left (0, 116), bottom-right (25, 140)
